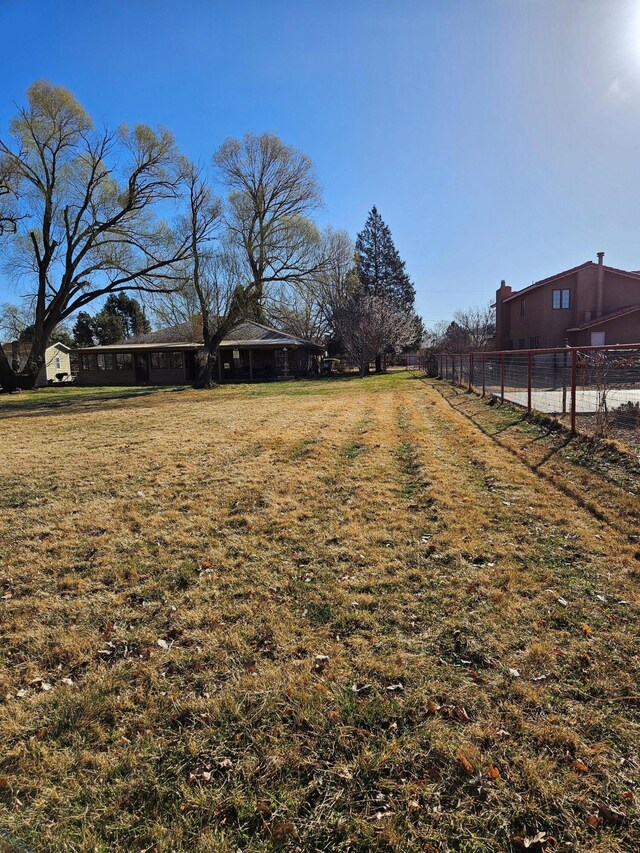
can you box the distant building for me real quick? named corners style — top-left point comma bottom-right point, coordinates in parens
top-left (494, 252), bottom-right (640, 350)
top-left (1, 341), bottom-right (72, 385)
top-left (75, 320), bottom-right (325, 385)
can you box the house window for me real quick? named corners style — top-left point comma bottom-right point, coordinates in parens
top-left (552, 288), bottom-right (571, 309)
top-left (518, 338), bottom-right (525, 349)
top-left (54, 356), bottom-right (61, 369)
top-left (151, 351), bottom-right (183, 370)
top-left (529, 336), bottom-right (539, 349)
top-left (81, 354), bottom-right (95, 371)
top-left (168, 352), bottom-right (183, 370)
top-left (115, 352), bottom-right (133, 370)
top-left (274, 350), bottom-right (286, 370)
top-left (96, 353), bottom-right (114, 370)
top-left (520, 299), bottom-right (526, 317)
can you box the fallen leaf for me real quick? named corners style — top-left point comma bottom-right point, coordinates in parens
top-left (586, 814), bottom-right (600, 829)
top-left (426, 700), bottom-right (440, 714)
top-left (269, 821), bottom-right (297, 839)
top-left (487, 764), bottom-right (500, 779)
top-left (313, 654), bottom-right (329, 673)
top-left (598, 801), bottom-right (625, 824)
top-left (456, 750), bottom-right (474, 774)
top-left (557, 597), bottom-right (568, 607)
top-left (523, 830), bottom-right (547, 848)
top-left (156, 638), bottom-right (169, 649)
top-left (582, 624), bottom-right (593, 636)
top-left (386, 683), bottom-right (404, 692)
top-left (573, 759), bottom-right (589, 773)
top-left (256, 801), bottom-right (272, 817)
top-left (508, 667), bottom-right (521, 678)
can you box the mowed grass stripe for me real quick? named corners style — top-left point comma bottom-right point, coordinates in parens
top-left (0, 372), bottom-right (638, 852)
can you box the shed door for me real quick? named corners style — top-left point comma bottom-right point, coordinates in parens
top-left (590, 332), bottom-right (605, 347)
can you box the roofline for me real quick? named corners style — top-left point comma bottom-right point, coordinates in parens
top-left (566, 304), bottom-right (640, 331)
top-left (501, 261), bottom-right (640, 303)
top-left (75, 339), bottom-right (325, 353)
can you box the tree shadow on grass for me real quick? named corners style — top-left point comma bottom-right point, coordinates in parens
top-left (0, 386), bottom-right (185, 419)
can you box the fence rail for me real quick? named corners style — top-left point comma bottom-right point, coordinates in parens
top-left (434, 345), bottom-right (640, 453)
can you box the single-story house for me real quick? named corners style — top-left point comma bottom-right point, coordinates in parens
top-left (1, 341), bottom-right (73, 386)
top-left (75, 320), bottom-right (326, 385)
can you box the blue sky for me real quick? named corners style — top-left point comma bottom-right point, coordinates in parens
top-left (2, 0), bottom-right (640, 323)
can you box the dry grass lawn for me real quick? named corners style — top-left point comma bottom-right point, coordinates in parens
top-left (0, 372), bottom-right (638, 852)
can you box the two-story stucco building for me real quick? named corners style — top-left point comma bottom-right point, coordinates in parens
top-left (495, 252), bottom-right (640, 350)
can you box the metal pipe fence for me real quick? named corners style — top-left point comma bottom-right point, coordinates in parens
top-left (432, 345), bottom-right (640, 453)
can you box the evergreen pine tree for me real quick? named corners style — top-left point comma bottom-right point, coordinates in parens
top-left (355, 206), bottom-right (416, 311)
top-left (354, 206), bottom-right (419, 371)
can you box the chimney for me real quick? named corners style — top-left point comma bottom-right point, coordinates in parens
top-left (596, 251), bottom-right (604, 317)
top-left (495, 280), bottom-right (513, 350)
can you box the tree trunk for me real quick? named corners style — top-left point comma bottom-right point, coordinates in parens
top-left (375, 354), bottom-right (383, 373)
top-left (194, 347), bottom-right (217, 388)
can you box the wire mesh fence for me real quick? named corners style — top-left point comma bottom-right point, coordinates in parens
top-left (433, 346), bottom-right (640, 455)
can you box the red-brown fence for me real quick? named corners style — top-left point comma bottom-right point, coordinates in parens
top-left (432, 345), bottom-right (640, 452)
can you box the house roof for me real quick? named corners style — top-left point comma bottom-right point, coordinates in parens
top-left (2, 340), bottom-right (70, 357)
top-left (75, 320), bottom-right (325, 353)
top-left (502, 261), bottom-right (640, 303)
top-left (566, 304), bottom-right (640, 331)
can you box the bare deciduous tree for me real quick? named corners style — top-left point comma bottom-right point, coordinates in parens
top-left (0, 80), bottom-right (196, 391)
top-left (214, 132), bottom-right (325, 317)
top-left (333, 294), bottom-right (417, 377)
top-left (266, 227), bottom-right (355, 341)
top-left (451, 303), bottom-right (495, 351)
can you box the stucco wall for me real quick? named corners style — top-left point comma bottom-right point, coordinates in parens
top-left (572, 313), bottom-right (640, 347)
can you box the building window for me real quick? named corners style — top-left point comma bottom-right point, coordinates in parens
top-left (552, 288), bottom-right (571, 309)
top-left (518, 338), bottom-right (525, 349)
top-left (115, 352), bottom-right (133, 370)
top-left (520, 298), bottom-right (526, 317)
top-left (507, 340), bottom-right (513, 350)
top-left (168, 352), bottom-right (183, 370)
top-left (151, 351), bottom-right (183, 370)
top-left (81, 354), bottom-right (95, 371)
top-left (54, 356), bottom-right (61, 369)
top-left (529, 336), bottom-right (539, 349)
top-left (96, 353), bottom-right (114, 370)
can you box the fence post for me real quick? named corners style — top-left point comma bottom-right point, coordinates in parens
top-left (570, 348), bottom-right (577, 434)
top-left (469, 354), bottom-right (474, 391)
top-left (500, 352), bottom-right (505, 403)
top-left (482, 354), bottom-right (486, 396)
top-left (527, 351), bottom-right (532, 413)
